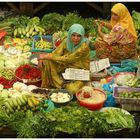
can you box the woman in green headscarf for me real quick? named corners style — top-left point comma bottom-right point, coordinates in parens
top-left (38, 24), bottom-right (90, 93)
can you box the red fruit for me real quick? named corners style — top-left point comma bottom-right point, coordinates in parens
top-left (83, 92), bottom-right (91, 98)
top-left (55, 39), bottom-right (62, 47)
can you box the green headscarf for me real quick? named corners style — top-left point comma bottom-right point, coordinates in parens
top-left (66, 23), bottom-right (88, 52)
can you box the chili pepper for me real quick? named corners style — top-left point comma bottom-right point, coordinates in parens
top-left (15, 64), bottom-right (41, 80)
top-left (0, 76), bottom-right (16, 89)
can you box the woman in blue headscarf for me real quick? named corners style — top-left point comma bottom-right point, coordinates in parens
top-left (38, 24), bottom-right (90, 93)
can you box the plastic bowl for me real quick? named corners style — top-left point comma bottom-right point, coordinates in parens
top-left (48, 89), bottom-right (73, 107)
top-left (76, 88), bottom-right (107, 111)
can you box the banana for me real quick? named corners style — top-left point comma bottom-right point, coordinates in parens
top-left (19, 96), bottom-right (26, 105)
top-left (7, 99), bottom-right (15, 108)
top-left (16, 97), bottom-right (23, 106)
top-left (17, 105), bottom-right (21, 110)
top-left (18, 27), bottom-right (22, 35)
top-left (31, 31), bottom-right (36, 37)
top-left (11, 98), bottom-right (18, 107)
top-left (26, 109), bottom-right (33, 117)
top-left (22, 94), bottom-right (28, 103)
top-left (4, 102), bottom-right (14, 113)
top-left (28, 98), bottom-right (35, 108)
top-left (23, 106), bottom-right (27, 111)
top-left (30, 96), bottom-right (39, 106)
top-left (38, 26), bottom-right (45, 33)
top-left (14, 28), bottom-right (18, 37)
top-left (5, 108), bottom-right (10, 114)
top-left (26, 32), bottom-right (30, 38)
top-left (25, 25), bottom-right (30, 33)
top-left (21, 27), bottom-right (26, 35)
top-left (34, 25), bottom-right (39, 32)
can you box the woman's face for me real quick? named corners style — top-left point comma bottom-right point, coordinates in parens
top-left (111, 12), bottom-right (120, 21)
top-left (71, 32), bottom-right (81, 45)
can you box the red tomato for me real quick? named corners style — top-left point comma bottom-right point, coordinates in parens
top-left (83, 92), bottom-right (91, 98)
top-left (55, 39), bottom-right (62, 47)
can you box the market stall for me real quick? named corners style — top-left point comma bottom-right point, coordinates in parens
top-left (0, 10), bottom-right (140, 138)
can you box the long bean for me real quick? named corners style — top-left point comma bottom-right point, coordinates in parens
top-left (0, 69), bottom-right (14, 80)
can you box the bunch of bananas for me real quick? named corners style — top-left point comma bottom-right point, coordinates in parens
top-left (3, 94), bottom-right (40, 114)
top-left (13, 25), bottom-right (46, 38)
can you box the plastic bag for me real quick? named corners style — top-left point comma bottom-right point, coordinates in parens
top-left (109, 59), bottom-right (138, 73)
top-left (104, 93), bottom-right (117, 107)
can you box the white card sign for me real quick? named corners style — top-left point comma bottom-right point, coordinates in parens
top-left (90, 58), bottom-right (110, 73)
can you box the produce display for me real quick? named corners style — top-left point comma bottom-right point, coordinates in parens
top-left (50, 92), bottom-right (71, 103)
top-left (77, 86), bottom-right (106, 104)
top-left (0, 101), bottom-right (135, 138)
top-left (0, 9), bottom-right (140, 138)
top-left (34, 36), bottom-right (52, 49)
top-left (0, 68), bottom-right (14, 81)
top-left (13, 16), bottom-right (46, 38)
top-left (3, 94), bottom-right (40, 114)
top-left (115, 72), bottom-right (139, 87)
top-left (76, 86), bottom-right (106, 110)
top-left (119, 91), bottom-right (140, 98)
top-left (15, 64), bottom-right (41, 82)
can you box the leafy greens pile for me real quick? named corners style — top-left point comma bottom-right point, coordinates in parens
top-left (0, 102), bottom-right (136, 138)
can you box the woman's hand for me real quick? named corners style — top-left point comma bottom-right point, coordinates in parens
top-left (38, 53), bottom-right (53, 68)
top-left (98, 25), bottom-right (105, 38)
top-left (97, 24), bottom-right (102, 33)
top-left (38, 53), bottom-right (52, 60)
top-left (95, 19), bottom-right (105, 26)
top-left (38, 59), bottom-right (44, 68)
top-left (45, 53), bottom-right (52, 60)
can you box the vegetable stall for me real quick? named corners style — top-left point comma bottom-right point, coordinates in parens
top-left (0, 9), bottom-right (140, 138)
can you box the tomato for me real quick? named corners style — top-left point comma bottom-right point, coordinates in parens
top-left (55, 39), bottom-right (62, 47)
top-left (83, 92), bottom-right (91, 98)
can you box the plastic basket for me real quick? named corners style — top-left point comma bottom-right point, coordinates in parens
top-left (113, 86), bottom-right (140, 111)
top-left (121, 104), bottom-right (140, 111)
top-left (31, 35), bottom-right (54, 53)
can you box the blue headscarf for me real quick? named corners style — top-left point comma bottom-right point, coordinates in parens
top-left (66, 23), bottom-right (88, 52)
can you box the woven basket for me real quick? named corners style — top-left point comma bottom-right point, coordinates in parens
top-left (16, 76), bottom-right (42, 87)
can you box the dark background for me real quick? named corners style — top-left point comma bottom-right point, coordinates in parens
top-left (34, 2), bottom-right (140, 18)
top-left (0, 2), bottom-right (140, 19)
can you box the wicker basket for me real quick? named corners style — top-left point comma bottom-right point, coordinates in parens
top-left (15, 75), bottom-right (42, 87)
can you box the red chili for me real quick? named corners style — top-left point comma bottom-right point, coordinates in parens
top-left (0, 76), bottom-right (16, 89)
top-left (15, 64), bottom-right (41, 80)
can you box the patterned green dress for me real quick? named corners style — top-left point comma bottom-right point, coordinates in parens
top-left (41, 38), bottom-right (90, 90)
